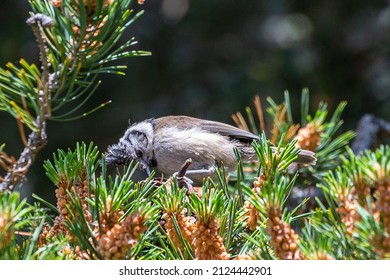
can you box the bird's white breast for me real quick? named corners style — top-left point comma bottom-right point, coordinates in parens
top-left (153, 126), bottom-right (237, 175)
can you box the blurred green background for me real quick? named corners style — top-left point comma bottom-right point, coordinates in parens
top-left (1, 0), bottom-right (389, 201)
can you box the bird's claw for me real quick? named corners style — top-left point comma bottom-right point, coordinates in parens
top-left (171, 172), bottom-right (194, 194)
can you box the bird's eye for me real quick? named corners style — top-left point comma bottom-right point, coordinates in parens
top-left (135, 150), bottom-right (143, 158)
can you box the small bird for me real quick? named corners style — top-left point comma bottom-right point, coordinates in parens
top-left (105, 115), bottom-right (316, 183)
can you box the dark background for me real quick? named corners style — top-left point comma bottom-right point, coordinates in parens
top-left (1, 0), bottom-right (389, 201)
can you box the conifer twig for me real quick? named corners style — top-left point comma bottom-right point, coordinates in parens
top-left (0, 14), bottom-right (53, 192)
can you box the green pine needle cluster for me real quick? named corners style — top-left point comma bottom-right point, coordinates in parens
top-left (1, 91), bottom-right (388, 259)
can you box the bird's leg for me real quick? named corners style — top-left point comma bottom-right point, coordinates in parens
top-left (184, 166), bottom-right (216, 177)
top-left (185, 158), bottom-right (221, 177)
top-left (171, 160), bottom-right (220, 196)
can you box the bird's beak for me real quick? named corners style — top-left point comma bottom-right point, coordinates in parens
top-left (144, 165), bottom-right (151, 176)
top-left (139, 159), bottom-right (151, 176)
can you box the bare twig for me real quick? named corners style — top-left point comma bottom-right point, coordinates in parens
top-left (0, 14), bottom-right (53, 192)
top-left (175, 158), bottom-right (193, 194)
top-left (16, 117), bottom-right (28, 147)
top-left (0, 149), bottom-right (16, 173)
top-left (177, 158), bottom-right (193, 178)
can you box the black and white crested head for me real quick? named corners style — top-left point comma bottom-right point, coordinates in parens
top-left (105, 119), bottom-right (155, 174)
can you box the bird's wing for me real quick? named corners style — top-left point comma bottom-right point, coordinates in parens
top-left (153, 116), bottom-right (316, 165)
top-left (154, 115), bottom-right (259, 143)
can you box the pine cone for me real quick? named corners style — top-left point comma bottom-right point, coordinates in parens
top-left (309, 251), bottom-right (334, 260)
top-left (51, 0), bottom-right (62, 7)
top-left (375, 181), bottom-right (390, 233)
top-left (233, 254), bottom-right (253, 260)
top-left (266, 209), bottom-right (300, 260)
top-left (191, 218), bottom-right (230, 260)
top-left (371, 234), bottom-right (390, 259)
top-left (352, 180), bottom-right (372, 205)
top-left (95, 195), bottom-right (124, 235)
top-left (71, 20), bottom-right (106, 54)
top-left (0, 213), bottom-right (13, 250)
top-left (52, 0), bottom-right (111, 55)
top-left (74, 245), bottom-right (92, 260)
top-left (336, 200), bottom-right (360, 236)
top-left (39, 179), bottom-right (93, 245)
top-left (97, 213), bottom-right (147, 259)
top-left (244, 178), bottom-right (264, 231)
top-left (162, 209), bottom-right (195, 252)
top-left (295, 122), bottom-right (323, 152)
top-left (244, 201), bottom-right (260, 231)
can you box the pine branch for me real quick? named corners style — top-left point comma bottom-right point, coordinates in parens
top-left (0, 14), bottom-right (53, 192)
top-left (0, 1), bottom-right (148, 192)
